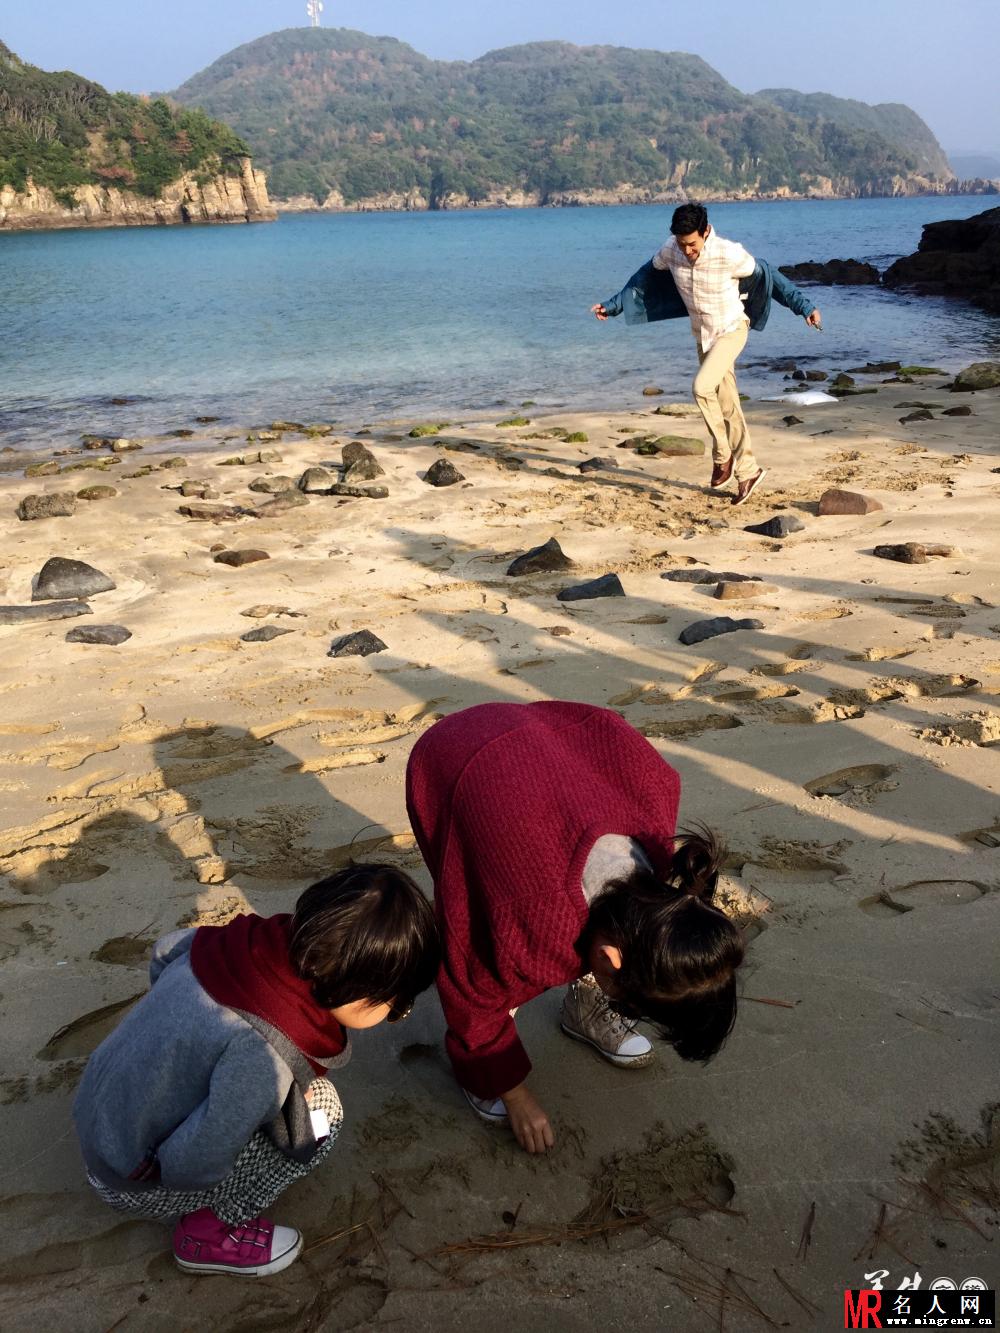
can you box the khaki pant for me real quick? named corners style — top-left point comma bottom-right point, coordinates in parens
top-left (692, 322), bottom-right (759, 481)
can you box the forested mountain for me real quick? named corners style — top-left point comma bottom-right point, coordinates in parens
top-left (170, 28), bottom-right (953, 207)
top-left (0, 38), bottom-right (251, 204)
top-left (755, 88), bottom-right (952, 179)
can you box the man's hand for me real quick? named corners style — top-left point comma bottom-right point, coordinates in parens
top-left (502, 1082), bottom-right (555, 1154)
top-left (590, 302), bottom-right (609, 322)
top-left (806, 308), bottom-right (822, 329)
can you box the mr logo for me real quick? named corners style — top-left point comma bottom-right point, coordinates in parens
top-left (844, 1289), bottom-right (882, 1328)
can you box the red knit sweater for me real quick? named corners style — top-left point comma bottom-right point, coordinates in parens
top-left (405, 701), bottom-right (681, 1099)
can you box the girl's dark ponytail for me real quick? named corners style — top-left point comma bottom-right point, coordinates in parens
top-left (580, 823), bottom-right (743, 1062)
top-left (666, 825), bottom-right (725, 901)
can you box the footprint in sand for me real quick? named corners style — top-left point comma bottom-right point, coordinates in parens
top-left (744, 846), bottom-right (850, 886)
top-left (38, 993), bottom-right (144, 1061)
top-left (751, 659), bottom-right (814, 677)
top-left (847, 644), bottom-right (920, 663)
top-left (1, 844), bottom-right (110, 894)
top-left (859, 880), bottom-right (990, 917)
top-left (804, 764), bottom-right (897, 798)
top-left (709, 683), bottom-right (800, 703)
top-left (636, 714), bottom-right (743, 740)
top-left (91, 935), bottom-right (155, 966)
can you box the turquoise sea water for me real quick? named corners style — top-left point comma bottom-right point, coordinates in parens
top-left (2, 196), bottom-right (998, 450)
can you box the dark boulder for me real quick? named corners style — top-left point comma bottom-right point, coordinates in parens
top-left (0, 601), bottom-right (92, 625)
top-left (818, 489), bottom-right (884, 516)
top-left (556, 573), bottom-right (625, 602)
top-left (33, 558), bottom-right (115, 601)
top-left (241, 625), bottom-right (294, 643)
top-left (662, 569), bottom-right (751, 585)
top-left (743, 515), bottom-right (805, 538)
top-left (872, 542), bottom-right (954, 564)
top-left (424, 459), bottom-right (465, 487)
top-left (66, 624), bottom-right (131, 645)
top-left (17, 493), bottom-right (77, 521)
top-left (679, 616), bottom-right (764, 646)
top-left (327, 484), bottom-right (389, 499)
top-left (507, 538), bottom-right (574, 577)
top-left (949, 361), bottom-right (1000, 392)
top-left (328, 630), bottom-right (387, 657)
top-left (882, 206), bottom-right (1000, 315)
top-left (214, 549), bottom-right (270, 567)
top-left (779, 259), bottom-right (880, 285)
top-left (342, 446), bottom-right (385, 484)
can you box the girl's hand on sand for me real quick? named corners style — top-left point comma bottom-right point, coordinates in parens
top-left (502, 1083), bottom-right (555, 1154)
top-left (591, 302), bottom-right (608, 322)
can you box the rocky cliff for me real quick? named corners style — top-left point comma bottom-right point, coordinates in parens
top-left (0, 157), bottom-right (275, 231)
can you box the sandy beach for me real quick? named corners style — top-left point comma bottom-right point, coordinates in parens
top-left (1, 371), bottom-right (998, 1329)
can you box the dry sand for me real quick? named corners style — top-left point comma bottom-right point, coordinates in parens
top-left (0, 373), bottom-right (998, 1330)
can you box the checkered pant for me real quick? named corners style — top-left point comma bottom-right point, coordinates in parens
top-left (87, 1078), bottom-right (342, 1227)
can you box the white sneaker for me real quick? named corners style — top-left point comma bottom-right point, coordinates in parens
top-left (560, 976), bottom-right (655, 1068)
top-left (461, 1087), bottom-right (509, 1125)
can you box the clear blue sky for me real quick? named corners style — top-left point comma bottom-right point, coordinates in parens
top-left (3, 0), bottom-right (998, 151)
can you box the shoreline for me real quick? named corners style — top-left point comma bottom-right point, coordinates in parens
top-left (2, 183), bottom-right (997, 235)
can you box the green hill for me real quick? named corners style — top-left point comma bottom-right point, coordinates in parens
top-left (755, 88), bottom-right (952, 179)
top-left (0, 39), bottom-right (251, 204)
top-left (170, 27), bottom-right (949, 206)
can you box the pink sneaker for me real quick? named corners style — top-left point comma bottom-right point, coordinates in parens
top-left (172, 1207), bottom-right (303, 1277)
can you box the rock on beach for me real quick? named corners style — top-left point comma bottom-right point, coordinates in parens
top-left (679, 616), bottom-right (764, 645)
top-left (743, 515), bottom-right (805, 538)
top-left (662, 569), bottom-right (750, 585)
top-left (33, 558), bottom-right (115, 602)
top-left (242, 625), bottom-right (294, 643)
top-left (328, 630), bottom-right (388, 658)
top-left (213, 550), bottom-right (270, 567)
top-left (715, 581), bottom-right (777, 600)
top-left (507, 538), bottom-right (574, 576)
top-left (65, 624), bottom-right (131, 645)
top-left (818, 489), bottom-right (884, 516)
top-left (556, 573), bottom-right (625, 602)
top-left (17, 493), bottom-right (77, 521)
top-left (423, 459), bottom-right (465, 487)
top-left (0, 601), bottom-right (93, 626)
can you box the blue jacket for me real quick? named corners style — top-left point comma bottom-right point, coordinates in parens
top-left (602, 256), bottom-right (814, 330)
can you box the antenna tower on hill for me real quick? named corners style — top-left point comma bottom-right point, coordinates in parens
top-left (306, 0), bottom-right (323, 27)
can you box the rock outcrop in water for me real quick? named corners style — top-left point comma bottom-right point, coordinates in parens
top-left (882, 206), bottom-right (1000, 314)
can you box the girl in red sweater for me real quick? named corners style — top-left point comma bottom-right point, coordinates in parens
top-left (406, 700), bottom-right (744, 1154)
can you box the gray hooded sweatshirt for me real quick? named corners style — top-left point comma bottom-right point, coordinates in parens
top-left (73, 929), bottom-right (308, 1191)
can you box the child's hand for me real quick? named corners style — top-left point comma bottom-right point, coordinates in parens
top-left (502, 1082), bottom-right (555, 1154)
top-left (590, 302), bottom-right (608, 322)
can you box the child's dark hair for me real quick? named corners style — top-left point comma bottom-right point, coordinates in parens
top-left (581, 827), bottom-right (743, 1062)
top-left (289, 863), bottom-right (440, 1013)
top-left (671, 202), bottom-right (709, 237)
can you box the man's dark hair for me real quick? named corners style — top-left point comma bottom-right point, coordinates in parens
top-left (579, 828), bottom-right (744, 1061)
top-left (670, 203), bottom-right (709, 237)
top-left (289, 863), bottom-right (440, 1012)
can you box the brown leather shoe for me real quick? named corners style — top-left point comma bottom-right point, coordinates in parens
top-left (709, 458), bottom-right (734, 489)
top-left (731, 468), bottom-right (767, 506)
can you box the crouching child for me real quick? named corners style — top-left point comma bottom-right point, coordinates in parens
top-left (73, 864), bottom-right (439, 1277)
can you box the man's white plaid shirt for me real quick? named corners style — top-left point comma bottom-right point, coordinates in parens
top-left (652, 226), bottom-right (756, 352)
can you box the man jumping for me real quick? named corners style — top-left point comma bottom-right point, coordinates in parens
top-left (593, 203), bottom-right (821, 506)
